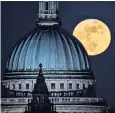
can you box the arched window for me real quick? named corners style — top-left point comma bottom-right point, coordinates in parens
top-left (26, 83), bottom-right (29, 89)
top-left (51, 83), bottom-right (55, 89)
top-left (76, 83), bottom-right (79, 89)
top-left (69, 83), bottom-right (72, 89)
top-left (19, 84), bottom-right (21, 89)
top-left (12, 84), bottom-right (15, 90)
top-left (60, 83), bottom-right (64, 89)
top-left (83, 84), bottom-right (85, 89)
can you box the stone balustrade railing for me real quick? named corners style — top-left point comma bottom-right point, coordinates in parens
top-left (1, 97), bottom-right (106, 106)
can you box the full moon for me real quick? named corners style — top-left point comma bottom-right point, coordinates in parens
top-left (73, 19), bottom-right (111, 56)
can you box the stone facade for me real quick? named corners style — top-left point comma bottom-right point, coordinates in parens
top-left (1, 97), bottom-right (108, 113)
top-left (1, 1), bottom-right (109, 113)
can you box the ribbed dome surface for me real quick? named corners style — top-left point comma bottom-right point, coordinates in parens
top-left (6, 27), bottom-right (90, 72)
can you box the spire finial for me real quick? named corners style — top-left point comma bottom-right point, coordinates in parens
top-left (39, 63), bottom-right (42, 68)
top-left (39, 63), bottom-right (42, 74)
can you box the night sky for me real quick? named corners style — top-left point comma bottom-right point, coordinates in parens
top-left (1, 1), bottom-right (115, 106)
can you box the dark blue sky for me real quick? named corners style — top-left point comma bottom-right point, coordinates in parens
top-left (1, 1), bottom-right (115, 106)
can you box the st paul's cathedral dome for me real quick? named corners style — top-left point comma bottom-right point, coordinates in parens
top-left (6, 27), bottom-right (90, 72)
top-left (1, 1), bottom-right (108, 113)
top-left (4, 1), bottom-right (93, 80)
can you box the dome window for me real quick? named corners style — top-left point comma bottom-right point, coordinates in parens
top-left (19, 84), bottom-right (21, 89)
top-left (51, 83), bottom-right (55, 89)
top-left (69, 83), bottom-right (72, 89)
top-left (83, 84), bottom-right (86, 89)
top-left (26, 83), bottom-right (29, 89)
top-left (76, 84), bottom-right (79, 89)
top-left (60, 83), bottom-right (64, 89)
top-left (12, 84), bottom-right (15, 90)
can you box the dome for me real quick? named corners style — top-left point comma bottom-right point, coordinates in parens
top-left (1, 2), bottom-right (108, 113)
top-left (6, 27), bottom-right (90, 73)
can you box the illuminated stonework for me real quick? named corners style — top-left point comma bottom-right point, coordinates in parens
top-left (1, 1), bottom-right (108, 113)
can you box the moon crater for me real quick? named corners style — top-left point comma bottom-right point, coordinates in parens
top-left (73, 19), bottom-right (111, 56)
